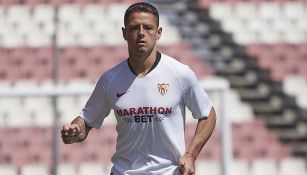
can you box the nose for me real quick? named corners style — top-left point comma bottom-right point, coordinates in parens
top-left (138, 25), bottom-right (145, 36)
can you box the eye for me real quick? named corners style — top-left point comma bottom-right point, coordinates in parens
top-left (128, 25), bottom-right (139, 31)
top-left (144, 25), bottom-right (154, 31)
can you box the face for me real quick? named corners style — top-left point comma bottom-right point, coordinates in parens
top-left (122, 11), bottom-right (162, 56)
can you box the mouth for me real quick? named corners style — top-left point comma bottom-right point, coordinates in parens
top-left (137, 40), bottom-right (146, 44)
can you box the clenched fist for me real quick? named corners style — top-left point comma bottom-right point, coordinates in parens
top-left (61, 124), bottom-right (82, 144)
top-left (179, 152), bottom-right (196, 175)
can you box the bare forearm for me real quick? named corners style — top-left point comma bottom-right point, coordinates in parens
top-left (186, 107), bottom-right (216, 159)
top-left (71, 116), bottom-right (92, 142)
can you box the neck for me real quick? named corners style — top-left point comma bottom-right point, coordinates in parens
top-left (128, 49), bottom-right (157, 76)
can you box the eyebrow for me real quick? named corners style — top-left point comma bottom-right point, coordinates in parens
top-left (127, 23), bottom-right (155, 28)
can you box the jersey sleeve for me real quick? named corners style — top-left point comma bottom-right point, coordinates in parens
top-left (79, 77), bottom-right (111, 128)
top-left (181, 66), bottom-right (212, 119)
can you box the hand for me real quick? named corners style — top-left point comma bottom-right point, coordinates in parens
top-left (61, 124), bottom-right (82, 144)
top-left (179, 152), bottom-right (196, 175)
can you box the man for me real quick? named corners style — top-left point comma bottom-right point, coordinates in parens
top-left (61, 2), bottom-right (216, 175)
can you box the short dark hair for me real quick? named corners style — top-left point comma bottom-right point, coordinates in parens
top-left (124, 2), bottom-right (159, 27)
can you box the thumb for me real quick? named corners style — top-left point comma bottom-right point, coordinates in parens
top-left (63, 124), bottom-right (72, 132)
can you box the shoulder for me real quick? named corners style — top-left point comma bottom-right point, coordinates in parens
top-left (96, 60), bottom-right (127, 89)
top-left (161, 53), bottom-right (197, 83)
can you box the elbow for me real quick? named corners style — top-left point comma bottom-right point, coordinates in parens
top-left (209, 107), bottom-right (217, 127)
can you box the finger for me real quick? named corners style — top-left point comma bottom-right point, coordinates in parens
top-left (62, 139), bottom-right (73, 144)
top-left (183, 169), bottom-right (192, 175)
top-left (179, 165), bottom-right (183, 173)
top-left (63, 124), bottom-right (72, 132)
top-left (62, 136), bottom-right (75, 143)
top-left (184, 167), bottom-right (194, 175)
top-left (181, 164), bottom-right (193, 175)
top-left (181, 165), bottom-right (188, 175)
top-left (61, 135), bottom-right (75, 141)
top-left (62, 131), bottom-right (75, 136)
top-left (62, 125), bottom-right (76, 133)
top-left (68, 127), bottom-right (78, 134)
top-left (179, 162), bottom-right (185, 173)
top-left (61, 129), bottom-right (66, 134)
top-left (73, 124), bottom-right (81, 134)
top-left (61, 134), bottom-right (75, 139)
top-left (63, 139), bottom-right (74, 144)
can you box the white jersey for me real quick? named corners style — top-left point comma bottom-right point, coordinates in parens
top-left (80, 52), bottom-right (212, 175)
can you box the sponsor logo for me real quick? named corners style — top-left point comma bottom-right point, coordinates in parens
top-left (116, 107), bottom-right (172, 116)
top-left (116, 107), bottom-right (172, 123)
top-left (117, 91), bottom-right (129, 97)
top-left (157, 83), bottom-right (169, 96)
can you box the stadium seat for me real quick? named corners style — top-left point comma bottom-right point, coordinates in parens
top-left (33, 5), bottom-right (55, 36)
top-left (57, 30), bottom-right (77, 47)
top-left (284, 2), bottom-right (306, 23)
top-left (251, 159), bottom-right (278, 175)
top-left (283, 76), bottom-right (307, 97)
top-left (25, 32), bottom-right (51, 47)
top-left (297, 93), bottom-right (307, 109)
top-left (233, 2), bottom-right (257, 21)
top-left (0, 165), bottom-right (18, 175)
top-left (0, 0), bottom-right (20, 7)
top-left (224, 90), bottom-right (254, 123)
top-left (258, 2), bottom-right (282, 23)
top-left (6, 5), bottom-right (31, 24)
top-left (78, 162), bottom-right (107, 175)
top-left (1, 2), bottom-right (306, 175)
top-left (209, 2), bottom-right (233, 21)
top-left (60, 142), bottom-right (85, 165)
top-left (229, 160), bottom-right (250, 175)
top-left (0, 4), bottom-right (182, 49)
top-left (284, 30), bottom-right (306, 44)
top-left (297, 19), bottom-right (307, 35)
top-left (196, 160), bottom-right (220, 175)
top-left (20, 164), bottom-right (50, 175)
top-left (259, 30), bottom-right (282, 44)
top-left (210, 2), bottom-right (307, 45)
top-left (82, 5), bottom-right (106, 23)
top-left (57, 163), bottom-right (77, 175)
top-left (59, 4), bottom-right (82, 23)
top-left (32, 108), bottom-right (54, 126)
top-left (1, 31), bottom-right (24, 48)
top-left (0, 80), bottom-right (11, 90)
top-left (77, 31), bottom-right (101, 47)
top-left (280, 158), bottom-right (307, 175)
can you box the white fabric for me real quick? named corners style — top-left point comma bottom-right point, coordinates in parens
top-left (80, 53), bottom-right (212, 175)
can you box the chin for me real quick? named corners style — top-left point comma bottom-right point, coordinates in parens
top-left (136, 48), bottom-right (148, 54)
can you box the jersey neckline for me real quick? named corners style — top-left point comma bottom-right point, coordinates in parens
top-left (127, 51), bottom-right (161, 77)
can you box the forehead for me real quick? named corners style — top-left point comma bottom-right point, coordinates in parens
top-left (125, 11), bottom-right (158, 26)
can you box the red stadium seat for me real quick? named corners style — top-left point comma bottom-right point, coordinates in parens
top-left (0, 60), bottom-right (9, 80)
top-left (298, 43), bottom-right (307, 55)
top-left (49, 0), bottom-right (71, 5)
top-left (60, 142), bottom-right (84, 165)
top-left (24, 0), bottom-right (45, 7)
top-left (246, 43), bottom-right (266, 58)
top-left (0, 0), bottom-right (19, 7)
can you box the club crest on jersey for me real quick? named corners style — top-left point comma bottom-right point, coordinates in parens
top-left (157, 83), bottom-right (169, 96)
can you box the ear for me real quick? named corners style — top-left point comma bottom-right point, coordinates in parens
top-left (122, 27), bottom-right (127, 40)
top-left (156, 27), bottom-right (162, 40)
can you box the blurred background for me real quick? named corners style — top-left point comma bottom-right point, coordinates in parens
top-left (0, 0), bottom-right (307, 175)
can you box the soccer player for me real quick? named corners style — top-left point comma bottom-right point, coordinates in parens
top-left (61, 2), bottom-right (216, 175)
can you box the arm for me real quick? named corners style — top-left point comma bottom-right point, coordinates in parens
top-left (61, 116), bottom-right (93, 144)
top-left (186, 107), bottom-right (216, 159)
top-left (179, 107), bottom-right (216, 175)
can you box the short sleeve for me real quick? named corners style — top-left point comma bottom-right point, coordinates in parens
top-left (181, 66), bottom-right (212, 119)
top-left (79, 78), bottom-right (111, 128)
